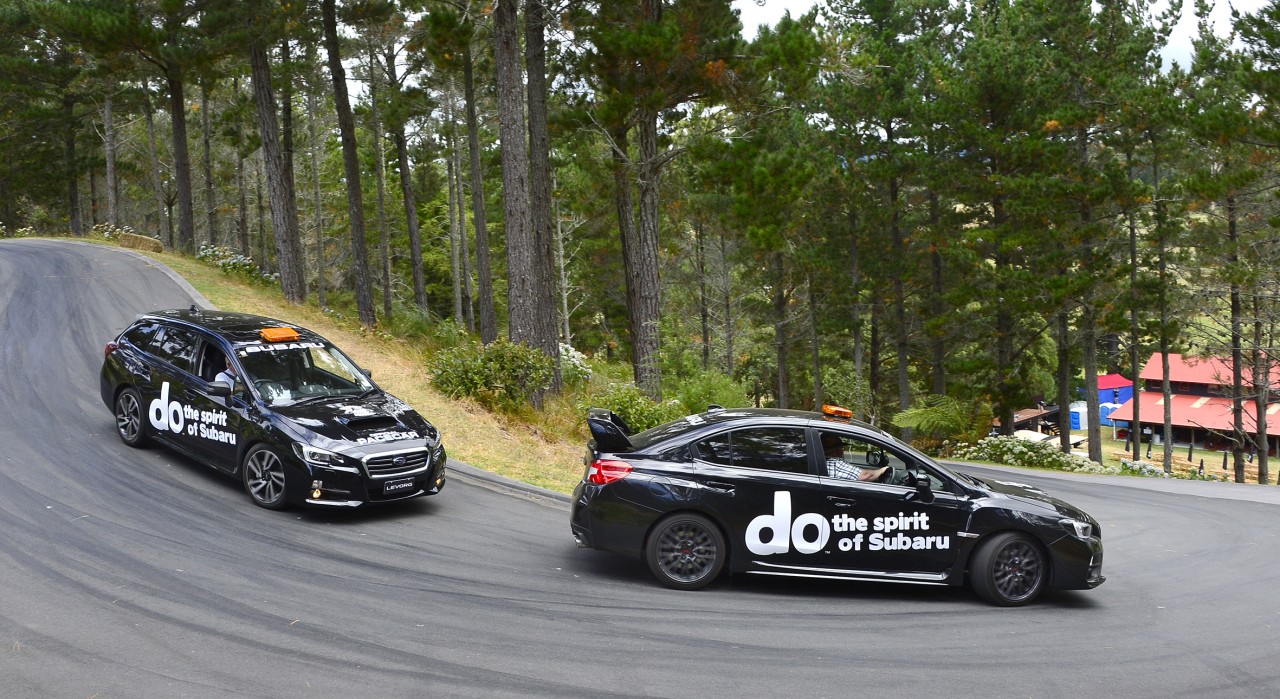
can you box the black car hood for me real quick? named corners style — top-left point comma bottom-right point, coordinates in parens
top-left (272, 394), bottom-right (434, 446)
top-left (973, 474), bottom-right (1091, 520)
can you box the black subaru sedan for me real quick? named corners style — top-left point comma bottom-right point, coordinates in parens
top-left (571, 406), bottom-right (1104, 606)
top-left (100, 307), bottom-right (446, 509)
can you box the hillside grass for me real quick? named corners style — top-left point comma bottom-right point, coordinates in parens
top-left (133, 246), bottom-right (590, 495)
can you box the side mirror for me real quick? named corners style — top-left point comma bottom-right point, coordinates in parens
top-left (362, 368), bottom-right (373, 378)
top-left (909, 472), bottom-right (935, 504)
top-left (207, 381), bottom-right (233, 397)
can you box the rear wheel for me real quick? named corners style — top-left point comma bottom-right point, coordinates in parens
top-left (243, 445), bottom-right (288, 510)
top-left (114, 388), bottom-right (148, 447)
top-left (970, 532), bottom-right (1046, 606)
top-left (646, 513), bottom-right (726, 590)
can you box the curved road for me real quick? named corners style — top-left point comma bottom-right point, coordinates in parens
top-left (2, 238), bottom-right (1280, 698)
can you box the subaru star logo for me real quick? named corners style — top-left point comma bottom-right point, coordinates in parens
top-left (392, 456), bottom-right (407, 466)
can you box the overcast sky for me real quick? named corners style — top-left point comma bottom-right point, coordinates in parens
top-left (731, 0), bottom-right (1271, 70)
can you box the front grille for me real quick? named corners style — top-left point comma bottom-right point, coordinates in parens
top-left (364, 448), bottom-right (430, 479)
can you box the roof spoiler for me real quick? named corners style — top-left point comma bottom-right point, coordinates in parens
top-left (587, 408), bottom-right (634, 453)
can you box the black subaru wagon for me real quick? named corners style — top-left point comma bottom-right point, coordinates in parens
top-left (571, 406), bottom-right (1104, 606)
top-left (100, 307), bottom-right (446, 509)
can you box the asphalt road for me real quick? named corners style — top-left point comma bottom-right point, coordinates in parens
top-left (3, 238), bottom-right (1280, 698)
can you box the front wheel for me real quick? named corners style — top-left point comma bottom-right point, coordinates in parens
top-left (970, 532), bottom-right (1047, 606)
top-left (242, 445), bottom-right (288, 510)
top-left (114, 388), bottom-right (149, 447)
top-left (646, 513), bottom-right (726, 591)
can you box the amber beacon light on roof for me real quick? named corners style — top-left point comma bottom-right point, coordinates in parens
top-left (259, 327), bottom-right (302, 343)
top-left (821, 404), bottom-right (854, 420)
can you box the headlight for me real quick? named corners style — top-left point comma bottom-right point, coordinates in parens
top-left (1061, 518), bottom-right (1093, 539)
top-left (292, 443), bottom-right (358, 472)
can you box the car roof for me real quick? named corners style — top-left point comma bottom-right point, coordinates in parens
top-left (627, 407), bottom-right (886, 451)
top-left (137, 308), bottom-right (327, 346)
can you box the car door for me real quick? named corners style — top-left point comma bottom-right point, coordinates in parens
top-left (813, 428), bottom-right (964, 576)
top-left (142, 324), bottom-right (202, 454)
top-left (183, 336), bottom-right (248, 470)
top-left (691, 425), bottom-right (833, 572)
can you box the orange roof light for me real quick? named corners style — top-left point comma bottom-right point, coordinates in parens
top-left (259, 327), bottom-right (302, 343)
top-left (822, 404), bottom-right (853, 419)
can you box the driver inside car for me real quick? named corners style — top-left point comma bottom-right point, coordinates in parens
top-left (821, 432), bottom-right (890, 482)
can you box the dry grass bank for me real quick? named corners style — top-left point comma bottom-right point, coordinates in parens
top-left (141, 249), bottom-right (587, 494)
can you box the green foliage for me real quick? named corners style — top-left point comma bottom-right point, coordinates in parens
top-left (822, 360), bottom-right (872, 417)
top-left (892, 394), bottom-right (993, 444)
top-left (582, 382), bottom-right (685, 433)
top-left (672, 369), bottom-right (750, 415)
top-left (196, 245), bottom-right (278, 286)
top-left (429, 339), bottom-right (555, 412)
top-left (956, 436), bottom-right (1120, 475)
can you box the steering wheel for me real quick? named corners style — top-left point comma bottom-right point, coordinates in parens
top-left (253, 379), bottom-right (285, 401)
top-left (875, 463), bottom-right (898, 484)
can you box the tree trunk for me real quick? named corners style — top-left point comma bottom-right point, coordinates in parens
top-left (1254, 307), bottom-right (1270, 484)
top-left (367, 46), bottom-right (392, 321)
top-left (1127, 150), bottom-right (1141, 458)
top-left (322, 0), bottom-right (376, 327)
top-left (773, 253), bottom-right (790, 409)
top-left (104, 90), bottom-right (117, 227)
top-left (452, 134), bottom-right (474, 331)
top-left (305, 48), bottom-right (325, 307)
top-left (696, 220), bottom-right (710, 370)
top-left (890, 173), bottom-right (911, 441)
top-left (1228, 193), bottom-right (1245, 483)
top-left (385, 50), bottom-right (426, 313)
top-left (143, 81), bottom-right (169, 247)
top-left (555, 186), bottom-right (571, 343)
top-left (201, 79), bottom-right (216, 248)
top-left (1084, 307), bottom-right (1102, 463)
top-left (494, 0), bottom-right (537, 352)
top-left (809, 278), bottom-right (822, 408)
top-left (526, 0), bottom-right (561, 391)
top-left (463, 41), bottom-right (497, 344)
top-left (1057, 311), bottom-right (1071, 453)
top-left (166, 61), bottom-right (195, 253)
top-left (250, 38), bottom-right (306, 303)
top-left (63, 93), bottom-right (81, 236)
top-left (447, 150), bottom-right (463, 323)
top-left (632, 103), bottom-right (664, 400)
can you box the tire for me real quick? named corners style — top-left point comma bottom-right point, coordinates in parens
top-left (114, 388), bottom-right (149, 447)
top-left (970, 532), bottom-right (1047, 606)
top-left (646, 513), bottom-right (726, 591)
top-left (242, 445), bottom-right (289, 510)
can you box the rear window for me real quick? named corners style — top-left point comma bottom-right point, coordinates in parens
top-left (122, 322), bottom-right (161, 350)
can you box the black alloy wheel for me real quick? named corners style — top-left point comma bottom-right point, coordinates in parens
top-left (243, 445), bottom-right (288, 510)
top-left (971, 532), bottom-right (1047, 606)
top-left (114, 388), bottom-right (148, 447)
top-left (646, 513), bottom-right (726, 591)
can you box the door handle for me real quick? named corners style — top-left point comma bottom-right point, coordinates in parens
top-left (704, 481), bottom-right (735, 496)
top-left (827, 496), bottom-right (857, 507)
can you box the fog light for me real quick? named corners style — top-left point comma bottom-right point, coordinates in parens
top-left (311, 489), bottom-right (322, 499)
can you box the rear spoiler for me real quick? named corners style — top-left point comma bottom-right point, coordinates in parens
top-left (587, 408), bottom-right (634, 453)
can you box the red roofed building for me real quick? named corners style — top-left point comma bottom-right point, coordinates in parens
top-left (1108, 353), bottom-right (1280, 453)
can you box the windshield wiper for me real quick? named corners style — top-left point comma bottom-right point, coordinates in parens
top-left (291, 394), bottom-right (343, 406)
top-left (357, 387), bottom-right (381, 400)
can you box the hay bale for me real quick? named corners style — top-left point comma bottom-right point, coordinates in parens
top-left (118, 232), bottom-right (164, 252)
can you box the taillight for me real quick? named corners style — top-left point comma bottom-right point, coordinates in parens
top-left (104, 341), bottom-right (118, 359)
top-left (588, 459), bottom-right (633, 485)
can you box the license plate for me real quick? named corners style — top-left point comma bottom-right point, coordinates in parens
top-left (383, 477), bottom-right (415, 495)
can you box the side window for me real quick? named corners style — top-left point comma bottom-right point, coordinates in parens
top-left (729, 427), bottom-right (809, 474)
top-left (196, 340), bottom-right (227, 383)
top-left (694, 432), bottom-right (733, 466)
top-left (122, 323), bottom-right (161, 350)
top-left (819, 430), bottom-right (909, 481)
top-left (151, 326), bottom-right (200, 374)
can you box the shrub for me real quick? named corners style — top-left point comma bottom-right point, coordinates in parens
top-left (429, 338), bottom-right (555, 411)
top-left (583, 382), bottom-right (685, 433)
top-left (560, 343), bottom-right (592, 386)
top-left (672, 370), bottom-right (749, 415)
top-left (1119, 458), bottom-right (1226, 481)
top-left (196, 244), bottom-right (278, 286)
top-left (956, 436), bottom-right (1121, 475)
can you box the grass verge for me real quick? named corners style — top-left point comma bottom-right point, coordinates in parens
top-left (138, 248), bottom-right (588, 494)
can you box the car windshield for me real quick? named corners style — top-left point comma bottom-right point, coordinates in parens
top-left (235, 342), bottom-right (375, 406)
